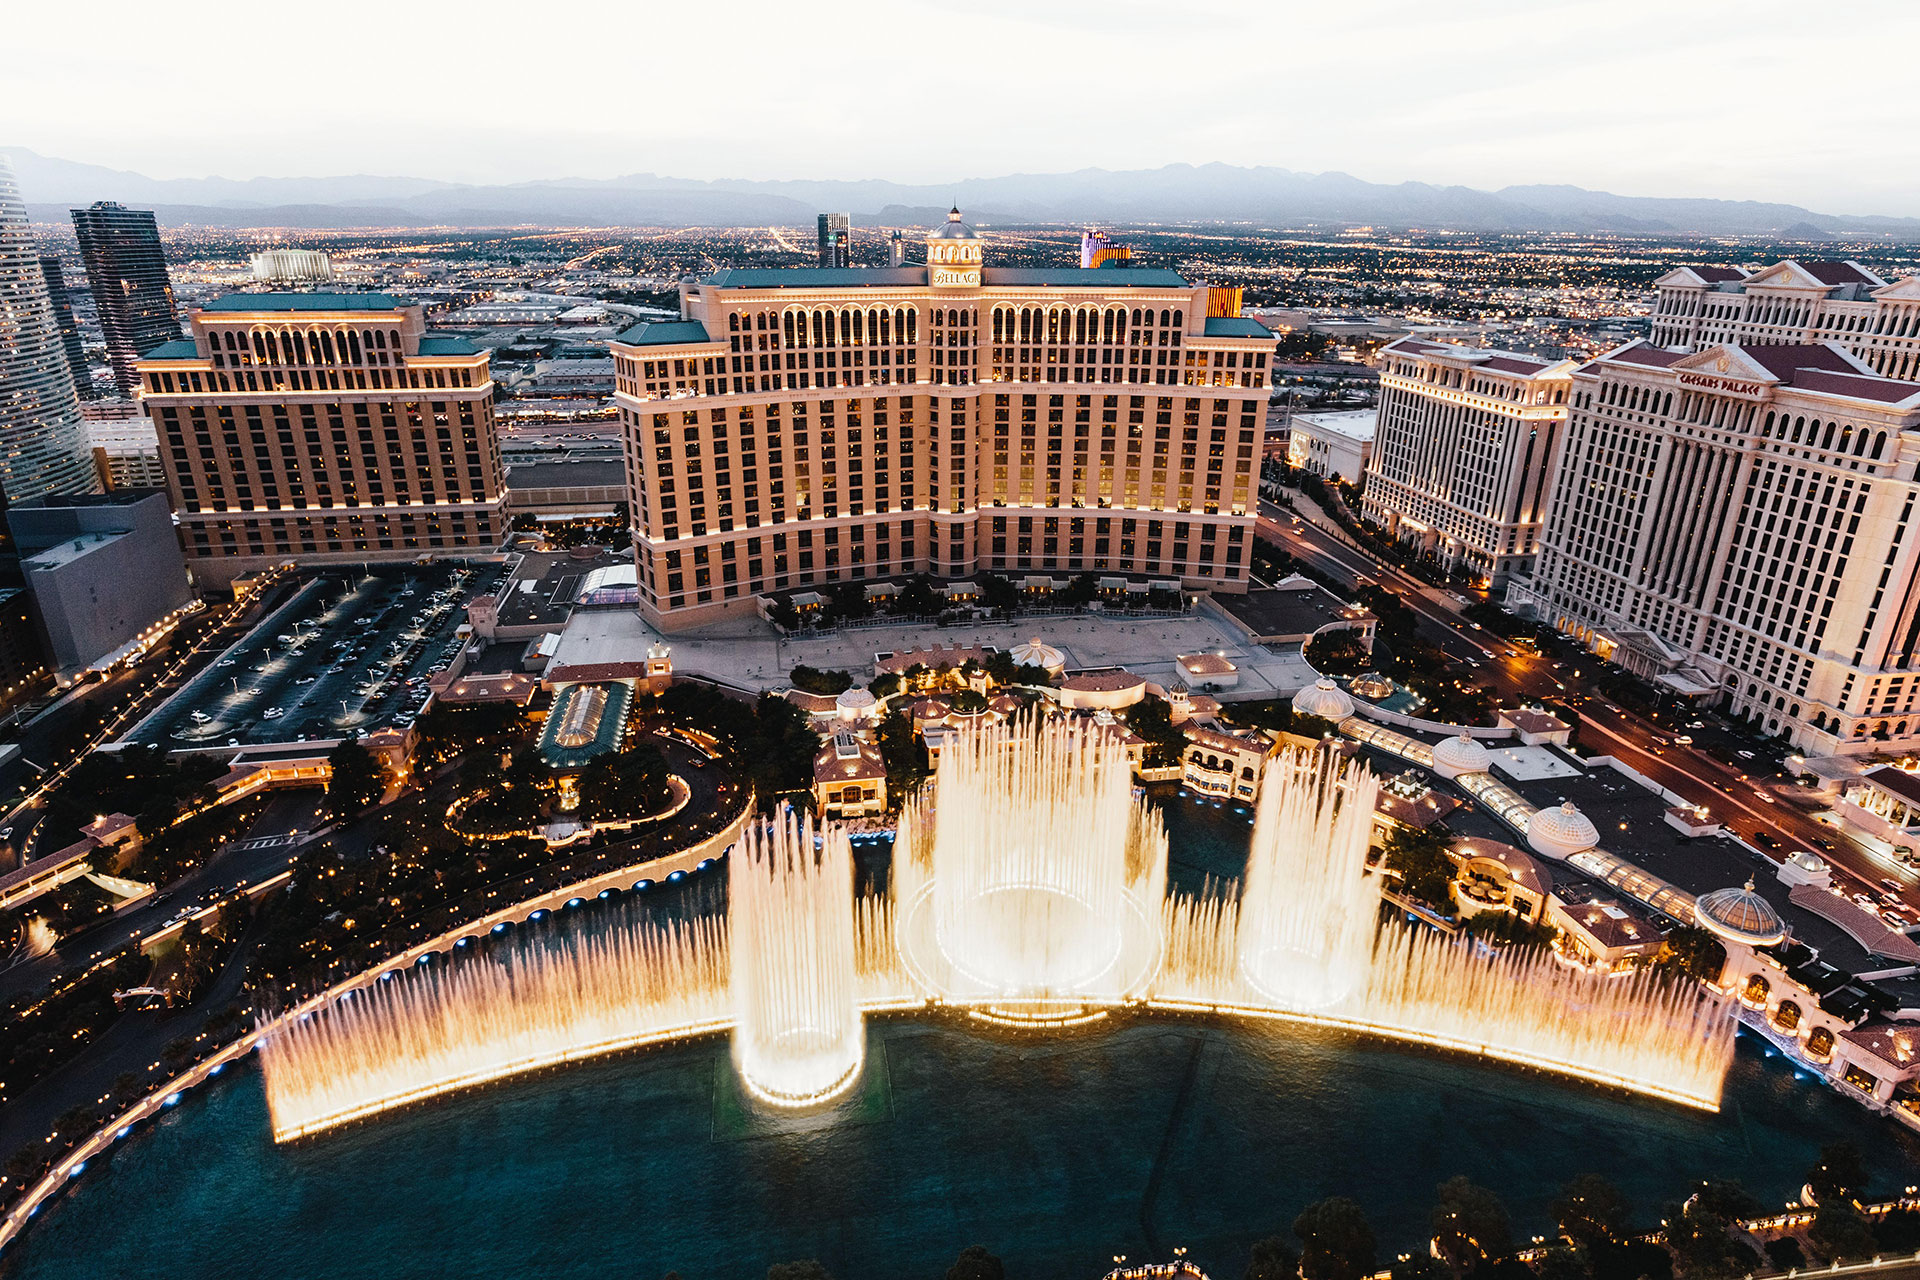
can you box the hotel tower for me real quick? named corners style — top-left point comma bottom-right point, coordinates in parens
top-left (135, 293), bottom-right (506, 582)
top-left (611, 210), bottom-right (1274, 629)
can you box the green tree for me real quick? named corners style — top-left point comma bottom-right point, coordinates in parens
top-left (1552, 1174), bottom-right (1632, 1249)
top-left (946, 1245), bottom-right (1005, 1280)
top-left (1653, 927), bottom-right (1727, 984)
top-left (1762, 1239), bottom-right (1805, 1272)
top-left (1431, 1176), bottom-right (1512, 1274)
top-left (1246, 1235), bottom-right (1298, 1280)
top-left (1807, 1141), bottom-right (1868, 1205)
top-left (897, 576), bottom-right (940, 617)
top-left (1381, 825), bottom-right (1455, 910)
top-left (1875, 1207), bottom-right (1920, 1253)
top-left (1295, 1196), bottom-right (1377, 1280)
top-left (1808, 1202), bottom-right (1875, 1264)
top-left (875, 709), bottom-right (928, 801)
top-left (1532, 1247), bottom-right (1588, 1280)
top-left (1306, 629), bottom-right (1371, 677)
top-left (978, 573), bottom-right (1018, 610)
top-left (789, 665), bottom-right (854, 695)
top-left (1664, 1183), bottom-right (1761, 1279)
top-left (1127, 693), bottom-right (1188, 768)
top-left (325, 738), bottom-right (385, 818)
top-left (577, 743), bottom-right (671, 821)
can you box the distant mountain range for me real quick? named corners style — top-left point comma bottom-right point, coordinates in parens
top-left (8, 147), bottom-right (1918, 239)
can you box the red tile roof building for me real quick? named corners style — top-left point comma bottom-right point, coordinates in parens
top-left (1511, 339), bottom-right (1920, 755)
top-left (1650, 259), bottom-right (1920, 382)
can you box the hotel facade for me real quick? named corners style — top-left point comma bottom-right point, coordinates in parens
top-left (1361, 337), bottom-right (1574, 587)
top-left (1649, 258), bottom-right (1920, 380)
top-left (135, 293), bottom-right (506, 582)
top-left (611, 211), bottom-right (1274, 630)
top-left (1509, 339), bottom-right (1920, 755)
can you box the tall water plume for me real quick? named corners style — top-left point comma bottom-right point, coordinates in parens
top-left (893, 716), bottom-right (1168, 1011)
top-left (729, 806), bottom-right (864, 1106)
top-left (1236, 748), bottom-right (1380, 1011)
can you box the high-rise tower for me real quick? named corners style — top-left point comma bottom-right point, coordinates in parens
top-left (37, 255), bottom-right (93, 400)
top-left (71, 201), bottom-right (181, 398)
top-left (816, 213), bottom-right (850, 268)
top-left (0, 157), bottom-right (99, 501)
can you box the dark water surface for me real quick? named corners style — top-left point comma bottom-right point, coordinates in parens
top-left (10, 794), bottom-right (1917, 1280)
top-left (8, 1020), bottom-right (1916, 1280)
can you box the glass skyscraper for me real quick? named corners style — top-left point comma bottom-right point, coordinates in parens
top-left (36, 255), bottom-right (93, 399)
top-left (71, 200), bottom-right (180, 399)
top-left (0, 157), bottom-right (99, 501)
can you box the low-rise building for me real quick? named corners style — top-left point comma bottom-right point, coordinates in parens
top-left (1548, 881), bottom-right (1666, 973)
top-left (814, 730), bottom-right (887, 818)
top-left (1286, 409), bottom-right (1375, 485)
top-left (1180, 723), bottom-right (1270, 799)
top-left (9, 491), bottom-right (194, 678)
top-left (1834, 766), bottom-right (1920, 859)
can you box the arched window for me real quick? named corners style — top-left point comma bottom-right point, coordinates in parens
top-left (1772, 1000), bottom-right (1801, 1032)
top-left (1741, 973), bottom-right (1769, 1005)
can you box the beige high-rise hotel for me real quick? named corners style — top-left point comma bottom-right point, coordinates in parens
top-left (611, 210), bottom-right (1275, 629)
top-left (1511, 338), bottom-right (1920, 755)
top-left (1362, 337), bottom-right (1575, 588)
top-left (135, 293), bottom-right (506, 582)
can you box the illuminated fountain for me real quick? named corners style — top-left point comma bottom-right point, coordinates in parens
top-left (1236, 748), bottom-right (1378, 1011)
top-left (892, 717), bottom-right (1168, 1019)
top-left (730, 806), bottom-right (864, 1106)
top-left (1156, 748), bottom-right (1734, 1108)
top-left (258, 917), bottom-right (729, 1141)
top-left (257, 721), bottom-right (1735, 1142)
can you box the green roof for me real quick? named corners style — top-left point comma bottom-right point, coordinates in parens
top-left (140, 339), bottom-right (199, 360)
top-left (695, 265), bottom-right (1192, 291)
top-left (703, 267), bottom-right (925, 290)
top-left (982, 267), bottom-right (1189, 288)
top-left (200, 291), bottom-right (409, 312)
top-left (1203, 317), bottom-right (1274, 339)
top-left (415, 335), bottom-right (481, 356)
top-left (613, 319), bottom-right (715, 346)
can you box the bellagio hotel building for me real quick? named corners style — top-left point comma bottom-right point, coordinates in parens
top-left (611, 210), bottom-right (1275, 629)
top-left (135, 293), bottom-right (506, 583)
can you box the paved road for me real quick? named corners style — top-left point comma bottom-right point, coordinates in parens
top-left (0, 573), bottom-right (302, 870)
top-left (1256, 493), bottom-right (1918, 914)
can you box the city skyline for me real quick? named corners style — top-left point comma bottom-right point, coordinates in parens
top-left (5, 0), bottom-right (1920, 216)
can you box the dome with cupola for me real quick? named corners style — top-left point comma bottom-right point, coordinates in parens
top-left (929, 206), bottom-right (979, 240)
top-left (1431, 733), bottom-right (1492, 779)
top-left (1527, 801), bottom-right (1599, 860)
top-left (1291, 678), bottom-right (1354, 721)
top-left (1694, 880), bottom-right (1786, 947)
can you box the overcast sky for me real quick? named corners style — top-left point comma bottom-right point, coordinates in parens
top-left (9, 0), bottom-right (1920, 214)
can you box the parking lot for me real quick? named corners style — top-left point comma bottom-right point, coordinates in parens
top-left (124, 561), bottom-right (512, 751)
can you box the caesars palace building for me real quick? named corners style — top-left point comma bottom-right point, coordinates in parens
top-left (1510, 257), bottom-right (1920, 756)
top-left (611, 210), bottom-right (1275, 630)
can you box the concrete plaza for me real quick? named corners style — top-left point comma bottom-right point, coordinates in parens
top-left (549, 604), bottom-right (1318, 700)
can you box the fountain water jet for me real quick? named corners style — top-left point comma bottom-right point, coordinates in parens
top-left (892, 717), bottom-right (1167, 1017)
top-left (1236, 748), bottom-right (1379, 1011)
top-left (730, 806), bottom-right (864, 1107)
top-left (256, 724), bottom-right (1736, 1140)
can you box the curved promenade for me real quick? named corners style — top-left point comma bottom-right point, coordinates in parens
top-left (0, 793), bottom-right (755, 1255)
